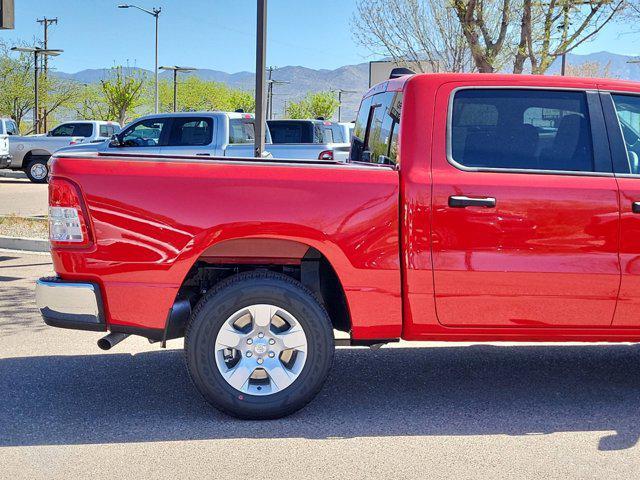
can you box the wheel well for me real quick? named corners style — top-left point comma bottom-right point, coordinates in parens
top-left (177, 242), bottom-right (351, 333)
top-left (23, 151), bottom-right (50, 166)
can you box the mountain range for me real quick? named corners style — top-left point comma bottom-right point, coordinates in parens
top-left (51, 51), bottom-right (640, 121)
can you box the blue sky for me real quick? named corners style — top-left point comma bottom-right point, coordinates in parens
top-left (0, 0), bottom-right (637, 74)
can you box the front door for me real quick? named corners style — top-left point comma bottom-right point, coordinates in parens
top-left (430, 85), bottom-right (620, 328)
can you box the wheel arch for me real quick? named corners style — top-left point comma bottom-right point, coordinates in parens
top-left (175, 234), bottom-right (352, 334)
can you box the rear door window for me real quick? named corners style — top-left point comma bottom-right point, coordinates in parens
top-left (229, 119), bottom-right (256, 144)
top-left (350, 91), bottom-right (402, 165)
top-left (449, 89), bottom-right (598, 172)
top-left (99, 124), bottom-right (120, 138)
top-left (167, 117), bottom-right (213, 146)
top-left (50, 123), bottom-right (94, 138)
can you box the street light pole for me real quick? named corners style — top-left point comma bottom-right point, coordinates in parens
top-left (254, 0), bottom-right (267, 158)
top-left (159, 66), bottom-right (196, 112)
top-left (331, 89), bottom-right (358, 122)
top-left (118, 4), bottom-right (161, 113)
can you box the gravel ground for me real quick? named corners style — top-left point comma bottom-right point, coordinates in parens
top-left (2, 251), bottom-right (640, 479)
top-left (0, 216), bottom-right (48, 239)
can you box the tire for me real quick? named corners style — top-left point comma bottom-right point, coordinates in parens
top-left (185, 271), bottom-right (334, 419)
top-left (25, 156), bottom-right (50, 183)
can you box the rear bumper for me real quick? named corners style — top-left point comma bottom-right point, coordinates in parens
top-left (0, 154), bottom-right (11, 169)
top-left (35, 277), bottom-right (106, 331)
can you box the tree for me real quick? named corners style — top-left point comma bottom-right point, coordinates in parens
top-left (352, 0), bottom-right (630, 75)
top-left (353, 0), bottom-right (475, 72)
top-left (74, 83), bottom-right (110, 120)
top-left (0, 40), bottom-right (79, 132)
top-left (158, 76), bottom-right (254, 113)
top-left (285, 92), bottom-right (339, 120)
top-left (565, 60), bottom-right (614, 77)
top-left (101, 66), bottom-right (146, 126)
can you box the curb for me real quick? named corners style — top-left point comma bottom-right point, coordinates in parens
top-left (0, 236), bottom-right (49, 252)
top-left (0, 170), bottom-right (26, 179)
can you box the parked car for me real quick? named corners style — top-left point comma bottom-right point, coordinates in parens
top-left (267, 119), bottom-right (350, 160)
top-left (37, 72), bottom-right (640, 420)
top-left (0, 117), bottom-right (18, 169)
top-left (7, 120), bottom-right (121, 182)
top-left (58, 112), bottom-right (350, 161)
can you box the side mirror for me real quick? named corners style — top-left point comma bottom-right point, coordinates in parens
top-left (109, 133), bottom-right (122, 147)
top-left (361, 150), bottom-right (372, 162)
top-left (46, 131), bottom-right (52, 136)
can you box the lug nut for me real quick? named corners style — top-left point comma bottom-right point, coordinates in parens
top-left (246, 338), bottom-right (253, 345)
top-left (269, 339), bottom-right (275, 345)
top-left (246, 351), bottom-right (253, 357)
top-left (257, 358), bottom-right (264, 364)
top-left (269, 352), bottom-right (275, 358)
top-left (258, 332), bottom-right (264, 338)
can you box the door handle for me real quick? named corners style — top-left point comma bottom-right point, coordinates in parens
top-left (632, 202), bottom-right (640, 213)
top-left (195, 153), bottom-right (211, 156)
top-left (448, 196), bottom-right (496, 208)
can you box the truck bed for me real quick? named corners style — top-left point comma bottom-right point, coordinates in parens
top-left (49, 152), bottom-right (403, 339)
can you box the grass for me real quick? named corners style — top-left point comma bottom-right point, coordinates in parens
top-left (0, 215), bottom-right (48, 240)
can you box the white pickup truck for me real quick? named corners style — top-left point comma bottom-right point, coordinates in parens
top-left (57, 112), bottom-right (350, 161)
top-left (7, 120), bottom-right (121, 182)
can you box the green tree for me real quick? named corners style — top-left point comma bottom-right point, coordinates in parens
top-left (285, 92), bottom-right (339, 120)
top-left (101, 66), bottom-right (146, 126)
top-left (158, 76), bottom-right (254, 113)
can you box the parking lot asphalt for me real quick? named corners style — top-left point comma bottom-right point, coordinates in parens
top-left (2, 250), bottom-right (640, 479)
top-left (0, 174), bottom-right (48, 217)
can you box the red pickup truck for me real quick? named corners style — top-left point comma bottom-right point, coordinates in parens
top-left (36, 73), bottom-right (640, 419)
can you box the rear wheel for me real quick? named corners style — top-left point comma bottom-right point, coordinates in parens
top-left (185, 271), bottom-right (334, 419)
top-left (25, 156), bottom-right (50, 183)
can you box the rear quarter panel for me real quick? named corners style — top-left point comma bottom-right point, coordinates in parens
top-left (50, 155), bottom-right (402, 339)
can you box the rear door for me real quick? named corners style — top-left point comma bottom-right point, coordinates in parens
top-left (430, 84), bottom-right (620, 328)
top-left (602, 92), bottom-right (640, 327)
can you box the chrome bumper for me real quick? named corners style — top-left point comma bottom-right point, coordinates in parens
top-left (35, 277), bottom-right (106, 331)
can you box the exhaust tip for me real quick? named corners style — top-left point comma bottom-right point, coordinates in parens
top-left (97, 332), bottom-right (130, 351)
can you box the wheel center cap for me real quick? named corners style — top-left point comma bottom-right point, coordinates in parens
top-left (253, 342), bottom-right (268, 355)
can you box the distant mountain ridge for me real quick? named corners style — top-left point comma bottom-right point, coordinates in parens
top-left (51, 51), bottom-right (640, 121)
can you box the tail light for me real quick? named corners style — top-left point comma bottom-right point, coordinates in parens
top-left (318, 150), bottom-right (334, 160)
top-left (48, 178), bottom-right (93, 248)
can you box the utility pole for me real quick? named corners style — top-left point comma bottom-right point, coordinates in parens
top-left (266, 66), bottom-right (290, 120)
top-left (254, 0), bottom-right (267, 158)
top-left (36, 17), bottom-right (57, 132)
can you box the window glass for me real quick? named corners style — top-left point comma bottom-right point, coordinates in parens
top-left (350, 91), bottom-right (402, 165)
top-left (7, 121), bottom-right (18, 135)
top-left (120, 119), bottom-right (166, 147)
top-left (167, 117), bottom-right (213, 146)
top-left (229, 118), bottom-right (255, 144)
top-left (50, 123), bottom-right (94, 138)
top-left (269, 122), bottom-right (312, 143)
top-left (99, 124), bottom-right (120, 138)
top-left (612, 94), bottom-right (640, 174)
top-left (450, 89), bottom-right (596, 172)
